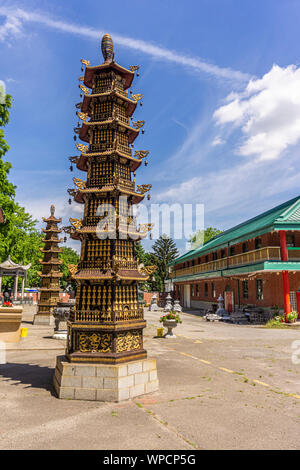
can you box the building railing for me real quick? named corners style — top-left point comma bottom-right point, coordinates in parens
top-left (170, 246), bottom-right (282, 278)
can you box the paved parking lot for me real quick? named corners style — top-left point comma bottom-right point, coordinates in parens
top-left (0, 306), bottom-right (299, 450)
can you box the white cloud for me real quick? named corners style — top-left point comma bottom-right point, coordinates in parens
top-left (0, 6), bottom-right (251, 82)
top-left (211, 136), bottom-right (225, 146)
top-left (0, 13), bottom-right (22, 41)
top-left (155, 147), bottom-right (300, 222)
top-left (214, 64), bottom-right (300, 160)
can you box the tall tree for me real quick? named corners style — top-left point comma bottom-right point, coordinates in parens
top-left (59, 246), bottom-right (80, 290)
top-left (134, 241), bottom-right (158, 291)
top-left (151, 234), bottom-right (179, 292)
top-left (0, 94), bottom-right (42, 287)
top-left (189, 226), bottom-right (223, 249)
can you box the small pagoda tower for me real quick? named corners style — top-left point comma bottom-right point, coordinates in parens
top-left (54, 34), bottom-right (158, 402)
top-left (34, 205), bottom-right (63, 325)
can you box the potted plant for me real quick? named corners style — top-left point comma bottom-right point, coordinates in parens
top-left (159, 310), bottom-right (182, 338)
top-left (286, 311), bottom-right (298, 323)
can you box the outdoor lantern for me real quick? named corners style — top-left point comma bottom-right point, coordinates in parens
top-left (144, 160), bottom-right (148, 166)
top-left (140, 102), bottom-right (143, 106)
top-left (64, 236), bottom-right (67, 243)
top-left (142, 129), bottom-right (145, 134)
top-left (68, 198), bottom-right (72, 205)
top-left (81, 66), bottom-right (84, 71)
top-left (70, 164), bottom-right (73, 172)
top-left (137, 72), bottom-right (140, 77)
top-left (73, 136), bottom-right (77, 141)
top-left (147, 194), bottom-right (151, 200)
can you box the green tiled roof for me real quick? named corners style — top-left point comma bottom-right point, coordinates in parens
top-left (170, 195), bottom-right (300, 266)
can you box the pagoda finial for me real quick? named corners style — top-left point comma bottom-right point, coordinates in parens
top-left (50, 204), bottom-right (55, 216)
top-left (101, 34), bottom-right (114, 63)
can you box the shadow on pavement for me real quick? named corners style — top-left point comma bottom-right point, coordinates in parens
top-left (0, 362), bottom-right (56, 396)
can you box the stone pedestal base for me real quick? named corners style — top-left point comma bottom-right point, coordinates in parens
top-left (53, 355), bottom-right (159, 402)
top-left (0, 306), bottom-right (23, 342)
top-left (52, 331), bottom-right (67, 340)
top-left (33, 313), bottom-right (54, 326)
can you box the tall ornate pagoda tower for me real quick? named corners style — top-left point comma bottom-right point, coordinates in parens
top-left (34, 205), bottom-right (62, 325)
top-left (54, 34), bottom-right (158, 402)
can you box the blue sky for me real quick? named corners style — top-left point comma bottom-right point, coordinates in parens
top-left (1, 0), bottom-right (300, 254)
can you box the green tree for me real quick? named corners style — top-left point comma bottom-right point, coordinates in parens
top-left (151, 234), bottom-right (179, 292)
top-left (134, 241), bottom-right (157, 291)
top-left (0, 93), bottom-right (42, 288)
top-left (188, 226), bottom-right (223, 249)
top-left (59, 246), bottom-right (80, 289)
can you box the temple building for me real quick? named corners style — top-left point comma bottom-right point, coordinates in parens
top-left (169, 196), bottom-right (300, 319)
top-left (34, 205), bottom-right (62, 325)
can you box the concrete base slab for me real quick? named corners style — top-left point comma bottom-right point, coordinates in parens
top-left (53, 355), bottom-right (159, 402)
top-left (52, 331), bottom-right (67, 340)
top-left (33, 314), bottom-right (54, 326)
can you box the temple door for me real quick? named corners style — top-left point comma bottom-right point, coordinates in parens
top-left (225, 291), bottom-right (234, 313)
top-left (184, 284), bottom-right (191, 308)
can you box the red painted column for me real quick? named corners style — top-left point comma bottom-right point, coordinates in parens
top-left (282, 271), bottom-right (291, 319)
top-left (279, 230), bottom-right (290, 321)
top-left (280, 230), bottom-right (288, 261)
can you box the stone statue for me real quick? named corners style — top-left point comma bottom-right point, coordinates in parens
top-left (164, 293), bottom-right (173, 312)
top-left (149, 293), bottom-right (159, 311)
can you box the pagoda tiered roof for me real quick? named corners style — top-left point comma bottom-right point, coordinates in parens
top-left (42, 228), bottom-right (62, 234)
top-left (83, 62), bottom-right (135, 90)
top-left (71, 185), bottom-right (145, 205)
top-left (42, 237), bottom-right (63, 244)
top-left (74, 151), bottom-right (142, 173)
top-left (66, 224), bottom-right (149, 242)
top-left (81, 90), bottom-right (138, 116)
top-left (39, 259), bottom-right (62, 265)
top-left (77, 119), bottom-right (139, 144)
top-left (40, 247), bottom-right (63, 253)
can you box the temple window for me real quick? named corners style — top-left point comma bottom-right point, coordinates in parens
top-left (242, 280), bottom-right (248, 299)
top-left (256, 279), bottom-right (263, 300)
top-left (242, 242), bottom-right (248, 253)
top-left (211, 282), bottom-right (216, 298)
top-left (286, 234), bottom-right (295, 247)
top-left (255, 237), bottom-right (262, 249)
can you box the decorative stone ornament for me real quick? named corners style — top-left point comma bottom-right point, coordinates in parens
top-left (163, 319), bottom-right (177, 338)
top-left (164, 293), bottom-right (173, 312)
top-left (149, 293), bottom-right (159, 311)
top-left (173, 299), bottom-right (182, 313)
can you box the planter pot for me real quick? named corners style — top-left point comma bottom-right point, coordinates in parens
top-left (0, 306), bottom-right (23, 343)
top-left (163, 319), bottom-right (178, 338)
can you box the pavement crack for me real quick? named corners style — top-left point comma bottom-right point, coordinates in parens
top-left (134, 401), bottom-right (200, 450)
